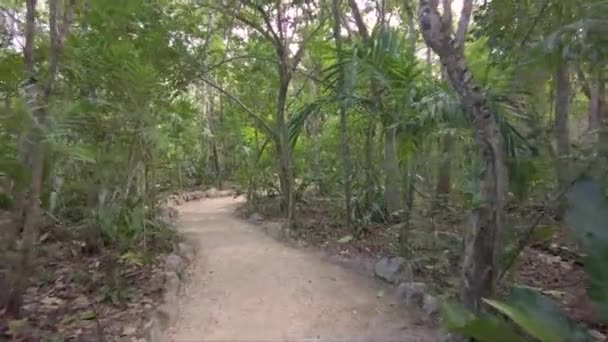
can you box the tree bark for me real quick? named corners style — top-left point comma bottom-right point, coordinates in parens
top-left (383, 125), bottom-right (402, 216)
top-left (276, 66), bottom-right (296, 229)
top-left (418, 0), bottom-right (508, 313)
top-left (348, 0), bottom-right (402, 217)
top-left (7, 0), bottom-right (74, 317)
top-left (332, 0), bottom-right (353, 230)
top-left (364, 119), bottom-right (375, 208)
top-left (434, 135), bottom-right (452, 210)
top-left (400, 153), bottom-right (417, 255)
top-left (554, 58), bottom-right (570, 217)
top-left (587, 69), bottom-right (602, 148)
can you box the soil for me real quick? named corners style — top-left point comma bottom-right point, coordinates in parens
top-left (170, 196), bottom-right (439, 342)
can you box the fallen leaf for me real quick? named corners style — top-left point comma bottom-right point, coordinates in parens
top-left (79, 310), bottom-right (97, 320)
top-left (337, 235), bottom-right (354, 244)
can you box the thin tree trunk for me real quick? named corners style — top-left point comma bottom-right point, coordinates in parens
top-left (419, 0), bottom-right (508, 313)
top-left (400, 153), bottom-right (417, 255)
top-left (276, 67), bottom-right (295, 229)
top-left (7, 0), bottom-right (75, 316)
top-left (383, 125), bottom-right (401, 216)
top-left (308, 67), bottom-right (322, 195)
top-left (332, 0), bottom-right (353, 230)
top-left (600, 78), bottom-right (608, 158)
top-left (588, 69), bottom-right (601, 146)
top-left (554, 58), bottom-right (570, 217)
top-left (432, 0), bottom-right (453, 212)
top-left (364, 119), bottom-right (375, 209)
top-left (434, 135), bottom-right (452, 211)
top-left (348, 0), bottom-right (402, 216)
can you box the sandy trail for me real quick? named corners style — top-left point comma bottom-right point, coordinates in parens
top-left (170, 196), bottom-right (437, 342)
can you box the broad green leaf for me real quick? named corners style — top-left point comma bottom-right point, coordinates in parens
top-left (565, 179), bottom-right (608, 320)
top-left (484, 287), bottom-right (588, 342)
top-left (441, 301), bottom-right (520, 342)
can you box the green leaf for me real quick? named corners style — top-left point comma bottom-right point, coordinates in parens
top-left (484, 287), bottom-right (588, 342)
top-left (441, 301), bottom-right (520, 342)
top-left (79, 310), bottom-right (97, 320)
top-left (337, 235), bottom-right (353, 244)
top-left (565, 179), bottom-right (608, 320)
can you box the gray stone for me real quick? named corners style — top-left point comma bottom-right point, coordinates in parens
top-left (177, 242), bottom-right (195, 261)
top-left (374, 257), bottom-right (413, 284)
top-left (205, 187), bottom-right (219, 198)
top-left (157, 205), bottom-right (178, 222)
top-left (248, 212), bottom-right (263, 224)
top-left (142, 316), bottom-right (163, 342)
top-left (423, 294), bottom-right (440, 323)
top-left (396, 281), bottom-right (426, 308)
top-left (435, 231), bottom-right (464, 252)
top-left (165, 253), bottom-right (184, 274)
top-left (164, 271), bottom-right (180, 294)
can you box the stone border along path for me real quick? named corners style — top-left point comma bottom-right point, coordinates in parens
top-left (162, 195), bottom-right (439, 341)
top-left (132, 188), bottom-right (236, 342)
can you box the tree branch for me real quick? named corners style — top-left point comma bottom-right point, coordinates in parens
top-left (454, 0), bottom-right (473, 48)
top-left (45, 0), bottom-right (75, 98)
top-left (441, 0), bottom-right (452, 34)
top-left (293, 15), bottom-right (327, 69)
top-left (347, 0), bottom-right (370, 42)
top-left (249, 2), bottom-right (282, 47)
top-left (197, 76), bottom-right (276, 139)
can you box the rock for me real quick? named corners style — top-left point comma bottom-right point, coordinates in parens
top-left (157, 205), bottom-right (178, 222)
top-left (590, 330), bottom-right (607, 341)
top-left (248, 212), bottom-right (263, 224)
top-left (142, 316), bottom-right (163, 342)
top-left (177, 242), bottom-right (195, 261)
top-left (164, 271), bottom-right (180, 295)
top-left (205, 187), bottom-right (219, 198)
top-left (219, 189), bottom-right (235, 197)
top-left (422, 294), bottom-right (440, 323)
top-left (337, 235), bottom-right (354, 244)
top-left (396, 282), bottom-right (426, 308)
top-left (434, 231), bottom-right (463, 251)
top-left (122, 325), bottom-right (137, 336)
top-left (72, 294), bottom-right (90, 310)
top-left (165, 253), bottom-right (184, 274)
top-left (374, 257), bottom-right (413, 284)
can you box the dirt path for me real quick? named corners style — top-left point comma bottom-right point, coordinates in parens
top-left (170, 197), bottom-right (438, 342)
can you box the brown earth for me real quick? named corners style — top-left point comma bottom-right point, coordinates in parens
top-left (169, 196), bottom-right (438, 342)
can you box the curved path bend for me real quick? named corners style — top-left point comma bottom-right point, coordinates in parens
top-left (170, 196), bottom-right (437, 342)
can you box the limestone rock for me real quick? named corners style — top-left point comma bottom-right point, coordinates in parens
top-left (396, 281), bottom-right (426, 308)
top-left (177, 242), bottom-right (195, 261)
top-left (374, 257), bottom-right (413, 284)
top-left (248, 212), bottom-right (263, 224)
top-left (205, 187), bottom-right (219, 198)
top-left (422, 294), bottom-right (440, 323)
top-left (165, 253), bottom-right (184, 274)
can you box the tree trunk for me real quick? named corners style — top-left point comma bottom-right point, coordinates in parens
top-left (8, 0), bottom-right (74, 316)
top-left (588, 69), bottom-right (603, 156)
top-left (433, 135), bottom-right (452, 211)
top-left (588, 71), bottom-right (601, 135)
top-left (348, 0), bottom-right (402, 216)
top-left (383, 125), bottom-right (402, 216)
top-left (307, 68), bottom-right (323, 195)
top-left (399, 153), bottom-right (417, 255)
top-left (332, 0), bottom-right (353, 230)
top-left (276, 67), bottom-right (296, 229)
top-left (364, 119), bottom-right (375, 209)
top-left (6, 137), bottom-right (44, 317)
top-left (419, 0), bottom-right (508, 313)
top-left (554, 58), bottom-right (570, 217)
